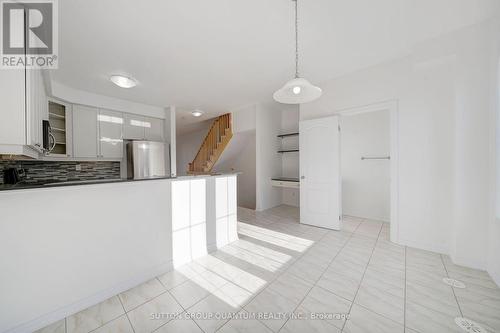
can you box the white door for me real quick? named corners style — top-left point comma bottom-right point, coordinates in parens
top-left (123, 113), bottom-right (145, 140)
top-left (99, 109), bottom-right (124, 158)
top-left (145, 117), bottom-right (164, 141)
top-left (300, 116), bottom-right (342, 230)
top-left (73, 105), bottom-right (98, 158)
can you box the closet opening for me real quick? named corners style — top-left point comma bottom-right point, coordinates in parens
top-left (338, 101), bottom-right (399, 243)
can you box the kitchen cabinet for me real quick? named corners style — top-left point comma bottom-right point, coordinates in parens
top-left (123, 113), bottom-right (146, 140)
top-left (145, 117), bottom-right (164, 141)
top-left (123, 114), bottom-right (164, 142)
top-left (99, 109), bottom-right (123, 158)
top-left (0, 67), bottom-right (48, 158)
top-left (73, 105), bottom-right (98, 158)
top-left (26, 70), bottom-right (49, 150)
top-left (0, 69), bottom-right (26, 146)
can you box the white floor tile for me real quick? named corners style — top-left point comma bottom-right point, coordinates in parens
top-left (170, 279), bottom-right (213, 310)
top-left (354, 284), bottom-right (404, 325)
top-left (343, 304), bottom-right (404, 333)
top-left (154, 316), bottom-right (203, 333)
top-left (316, 269), bottom-right (360, 301)
top-left (37, 207), bottom-right (498, 333)
top-left (187, 293), bottom-right (239, 333)
top-left (218, 310), bottom-right (273, 333)
top-left (405, 300), bottom-right (461, 333)
top-left (34, 319), bottom-right (65, 333)
top-left (92, 315), bottom-right (134, 333)
top-left (158, 270), bottom-right (190, 290)
top-left (66, 296), bottom-right (124, 333)
top-left (244, 288), bottom-right (297, 332)
top-left (119, 278), bottom-right (166, 311)
top-left (296, 286), bottom-right (351, 330)
top-left (127, 292), bottom-right (183, 333)
top-left (280, 317), bottom-right (340, 333)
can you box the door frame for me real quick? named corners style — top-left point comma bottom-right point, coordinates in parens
top-left (335, 100), bottom-right (400, 244)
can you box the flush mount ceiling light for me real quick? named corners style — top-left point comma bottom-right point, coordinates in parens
top-left (191, 110), bottom-right (204, 117)
top-left (273, 0), bottom-right (321, 104)
top-left (110, 75), bottom-right (137, 88)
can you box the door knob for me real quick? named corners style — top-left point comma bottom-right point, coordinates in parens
top-left (301, 176), bottom-right (305, 179)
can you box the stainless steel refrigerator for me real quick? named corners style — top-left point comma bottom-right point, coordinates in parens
top-left (126, 141), bottom-right (167, 179)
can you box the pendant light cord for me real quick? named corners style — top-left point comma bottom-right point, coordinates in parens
top-left (294, 0), bottom-right (299, 78)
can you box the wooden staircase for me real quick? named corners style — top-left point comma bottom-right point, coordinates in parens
top-left (188, 113), bottom-right (233, 174)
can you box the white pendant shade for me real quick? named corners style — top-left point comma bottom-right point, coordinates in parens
top-left (273, 0), bottom-right (321, 104)
top-left (273, 77), bottom-right (322, 104)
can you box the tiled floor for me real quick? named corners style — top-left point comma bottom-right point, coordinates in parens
top-left (37, 205), bottom-right (500, 333)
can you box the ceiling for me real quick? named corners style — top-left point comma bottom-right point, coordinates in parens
top-left (52, 0), bottom-right (499, 132)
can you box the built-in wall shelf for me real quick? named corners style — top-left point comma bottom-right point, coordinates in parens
top-left (271, 177), bottom-right (300, 189)
top-left (48, 112), bottom-right (65, 119)
top-left (272, 177), bottom-right (299, 182)
top-left (278, 149), bottom-right (299, 153)
top-left (48, 101), bottom-right (70, 156)
top-left (277, 132), bottom-right (299, 138)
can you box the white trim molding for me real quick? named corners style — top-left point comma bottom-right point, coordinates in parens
top-left (335, 100), bottom-right (400, 244)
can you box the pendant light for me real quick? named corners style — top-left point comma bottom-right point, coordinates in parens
top-left (273, 0), bottom-right (322, 104)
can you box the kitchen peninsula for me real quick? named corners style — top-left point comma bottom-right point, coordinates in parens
top-left (0, 173), bottom-right (238, 333)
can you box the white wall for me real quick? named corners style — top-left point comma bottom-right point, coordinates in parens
top-left (50, 81), bottom-right (166, 118)
top-left (341, 110), bottom-right (390, 221)
top-left (281, 106), bottom-right (300, 207)
top-left (301, 18), bottom-right (498, 271)
top-left (302, 57), bottom-right (455, 256)
top-left (232, 104), bottom-right (257, 133)
top-left (215, 130), bottom-right (256, 209)
top-left (165, 106), bottom-right (177, 177)
top-left (176, 123), bottom-right (211, 175)
top-left (488, 20), bottom-right (500, 287)
top-left (450, 21), bottom-right (493, 269)
top-left (255, 102), bottom-right (283, 211)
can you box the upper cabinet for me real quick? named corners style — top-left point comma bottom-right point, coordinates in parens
top-left (123, 114), bottom-right (146, 140)
top-left (145, 117), bottom-right (164, 142)
top-left (0, 69), bottom-right (26, 146)
top-left (73, 105), bottom-right (98, 158)
top-left (123, 114), bottom-right (164, 142)
top-left (98, 109), bottom-right (123, 158)
top-left (26, 70), bottom-right (49, 150)
top-left (0, 67), bottom-right (49, 158)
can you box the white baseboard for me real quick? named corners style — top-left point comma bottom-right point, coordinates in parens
top-left (449, 253), bottom-right (487, 271)
top-left (207, 243), bottom-right (218, 253)
top-left (398, 237), bottom-right (449, 256)
top-left (488, 262), bottom-right (500, 288)
top-left (344, 214), bottom-right (390, 223)
top-left (7, 261), bottom-right (173, 333)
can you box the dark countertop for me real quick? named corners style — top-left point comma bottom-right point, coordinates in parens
top-left (0, 176), bottom-right (172, 191)
top-left (271, 177), bottom-right (299, 182)
top-left (0, 173), bottom-right (240, 191)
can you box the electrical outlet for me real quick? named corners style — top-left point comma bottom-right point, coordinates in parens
top-left (75, 164), bottom-right (82, 171)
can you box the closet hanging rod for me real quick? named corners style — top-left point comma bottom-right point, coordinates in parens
top-left (361, 156), bottom-right (390, 160)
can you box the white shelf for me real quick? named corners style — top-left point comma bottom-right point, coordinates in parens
top-left (271, 180), bottom-right (300, 189)
top-left (49, 112), bottom-right (65, 119)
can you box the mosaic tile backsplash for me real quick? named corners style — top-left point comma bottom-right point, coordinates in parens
top-left (0, 160), bottom-right (121, 185)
